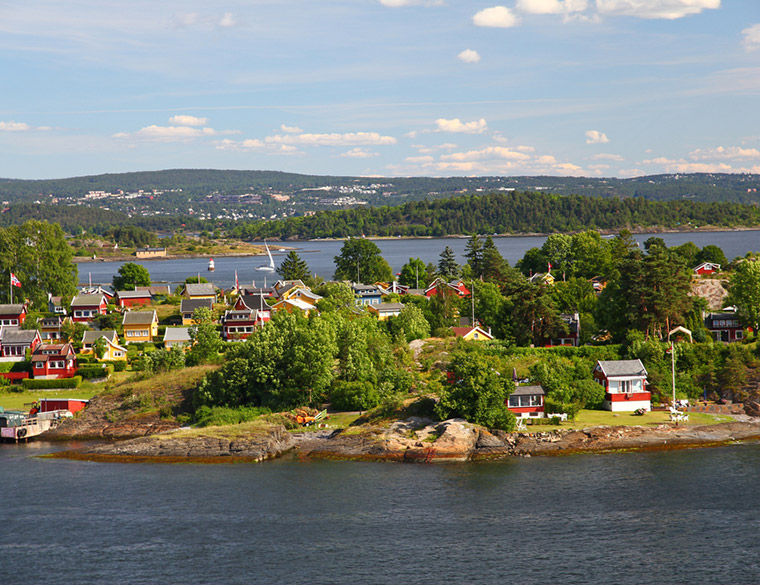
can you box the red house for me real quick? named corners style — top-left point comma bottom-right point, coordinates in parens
top-left (425, 278), bottom-right (470, 298)
top-left (39, 398), bottom-right (88, 415)
top-left (593, 359), bottom-right (650, 412)
top-left (704, 311), bottom-right (744, 343)
top-left (234, 294), bottom-right (272, 323)
top-left (115, 290), bottom-right (153, 308)
top-left (222, 309), bottom-right (266, 341)
top-left (0, 303), bottom-right (27, 327)
top-left (693, 262), bottom-right (721, 275)
top-left (30, 343), bottom-right (78, 379)
top-left (507, 385), bottom-right (546, 419)
top-left (70, 294), bottom-right (108, 323)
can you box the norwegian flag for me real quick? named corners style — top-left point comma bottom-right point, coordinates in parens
top-left (10, 273), bottom-right (21, 288)
top-left (547, 262), bottom-right (552, 273)
top-left (235, 270), bottom-right (239, 291)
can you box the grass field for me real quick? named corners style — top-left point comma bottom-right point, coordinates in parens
top-left (0, 388), bottom-right (98, 412)
top-left (528, 408), bottom-right (734, 431)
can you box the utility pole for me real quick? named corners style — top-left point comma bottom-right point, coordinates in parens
top-left (471, 280), bottom-right (475, 326)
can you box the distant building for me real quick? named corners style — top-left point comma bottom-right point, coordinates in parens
top-left (704, 311), bottom-right (743, 343)
top-left (136, 247), bottom-right (167, 259)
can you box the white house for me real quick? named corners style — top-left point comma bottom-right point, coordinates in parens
top-left (593, 359), bottom-right (651, 412)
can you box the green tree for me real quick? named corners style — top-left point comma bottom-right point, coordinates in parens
top-left (464, 234), bottom-right (484, 278)
top-left (186, 307), bottom-right (223, 366)
top-left (93, 337), bottom-right (107, 360)
top-left (696, 244), bottom-right (728, 268)
top-left (315, 281), bottom-right (355, 312)
top-left (435, 349), bottom-right (515, 431)
top-left (277, 251), bottom-right (310, 281)
top-left (727, 260), bottom-right (760, 331)
top-left (398, 258), bottom-right (429, 288)
top-left (480, 236), bottom-right (507, 282)
top-left (0, 220), bottom-right (78, 307)
top-left (113, 263), bottom-right (151, 291)
top-left (437, 246), bottom-right (460, 280)
top-left (389, 304), bottom-right (430, 342)
top-left (333, 238), bottom-right (392, 283)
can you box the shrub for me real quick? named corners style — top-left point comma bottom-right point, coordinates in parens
top-left (78, 365), bottom-right (114, 380)
top-left (192, 405), bottom-right (271, 427)
top-left (104, 360), bottom-right (127, 372)
top-left (330, 380), bottom-right (381, 411)
top-left (23, 376), bottom-right (82, 389)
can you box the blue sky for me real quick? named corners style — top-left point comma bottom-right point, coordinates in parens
top-left (1, 0), bottom-right (758, 180)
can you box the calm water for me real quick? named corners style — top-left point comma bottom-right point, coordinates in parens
top-left (79, 230), bottom-right (760, 288)
top-left (2, 442), bottom-right (760, 585)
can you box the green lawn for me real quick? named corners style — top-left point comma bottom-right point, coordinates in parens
top-left (526, 408), bottom-right (734, 431)
top-left (0, 388), bottom-right (98, 412)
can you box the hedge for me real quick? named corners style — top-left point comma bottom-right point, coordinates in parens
top-left (77, 365), bottom-right (114, 379)
top-left (103, 360), bottom-right (127, 372)
top-left (0, 361), bottom-right (31, 374)
top-left (22, 376), bottom-right (82, 390)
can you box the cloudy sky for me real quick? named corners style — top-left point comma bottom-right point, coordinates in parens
top-left (1, 0), bottom-right (758, 179)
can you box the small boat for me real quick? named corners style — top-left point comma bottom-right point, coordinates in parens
top-left (208, 258), bottom-right (215, 271)
top-left (255, 241), bottom-right (276, 273)
top-left (0, 407), bottom-right (71, 442)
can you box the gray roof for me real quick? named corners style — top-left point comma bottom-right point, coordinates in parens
top-left (1, 328), bottom-right (39, 344)
top-left (71, 294), bottom-right (105, 307)
top-left (373, 302), bottom-right (405, 312)
top-left (238, 294), bottom-right (269, 310)
top-left (597, 359), bottom-right (647, 378)
top-left (512, 385), bottom-right (545, 396)
top-left (122, 311), bottom-right (157, 325)
top-left (0, 304), bottom-right (25, 314)
top-left (117, 290), bottom-right (152, 299)
top-left (82, 330), bottom-right (118, 344)
top-left (136, 285), bottom-right (172, 295)
top-left (164, 327), bottom-right (191, 343)
top-left (181, 298), bottom-right (214, 313)
top-left (184, 283), bottom-right (216, 297)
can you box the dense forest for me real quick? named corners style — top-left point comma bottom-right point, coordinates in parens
top-left (229, 191), bottom-right (760, 240)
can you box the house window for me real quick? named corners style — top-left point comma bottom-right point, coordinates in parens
top-left (35, 362), bottom-right (43, 369)
top-left (114, 351), bottom-right (124, 357)
top-left (620, 380), bottom-right (633, 393)
top-left (736, 330), bottom-right (743, 340)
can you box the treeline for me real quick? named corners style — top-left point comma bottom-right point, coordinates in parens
top-left (229, 191), bottom-right (760, 240)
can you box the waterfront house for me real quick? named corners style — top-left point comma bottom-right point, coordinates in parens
top-left (182, 283), bottom-right (217, 301)
top-left (180, 298), bottom-right (214, 325)
top-left (693, 262), bottom-right (721, 275)
top-left (31, 343), bottom-right (77, 379)
top-left (0, 328), bottom-right (41, 359)
top-left (548, 313), bottom-right (580, 347)
top-left (507, 385), bottom-right (546, 419)
top-left (425, 278), bottom-right (471, 299)
top-left (451, 326), bottom-right (493, 342)
top-left (38, 316), bottom-right (66, 343)
top-left (704, 311), bottom-right (743, 343)
top-left (81, 330), bottom-right (127, 361)
top-left (0, 304), bottom-right (27, 327)
top-left (163, 327), bottom-right (192, 349)
top-left (221, 309), bottom-right (261, 341)
top-left (135, 247), bottom-right (167, 259)
top-left (593, 359), bottom-right (650, 412)
top-left (367, 302), bottom-right (405, 320)
top-left (353, 284), bottom-right (383, 306)
top-left (70, 294), bottom-right (108, 323)
top-left (115, 289), bottom-right (153, 309)
top-left (122, 310), bottom-right (159, 344)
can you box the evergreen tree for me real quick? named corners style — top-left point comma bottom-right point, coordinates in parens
top-left (437, 246), bottom-right (460, 280)
top-left (727, 260), bottom-right (760, 331)
top-left (277, 251), bottom-right (310, 281)
top-left (480, 236), bottom-right (506, 282)
top-left (464, 234), bottom-right (483, 278)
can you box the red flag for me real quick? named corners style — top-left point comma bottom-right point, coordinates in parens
top-left (10, 273), bottom-right (21, 288)
top-left (547, 262), bottom-right (552, 273)
top-left (235, 270), bottom-right (239, 291)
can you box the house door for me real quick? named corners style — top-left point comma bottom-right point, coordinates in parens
top-left (720, 330), bottom-right (729, 342)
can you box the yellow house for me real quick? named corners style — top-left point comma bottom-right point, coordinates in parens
top-left (81, 330), bottom-right (128, 361)
top-left (122, 310), bottom-right (159, 344)
top-left (271, 298), bottom-right (316, 317)
top-left (182, 283), bottom-right (217, 301)
top-left (367, 302), bottom-right (404, 321)
top-left (451, 326), bottom-right (494, 342)
top-left (180, 298), bottom-right (215, 326)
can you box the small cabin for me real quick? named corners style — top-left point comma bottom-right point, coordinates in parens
top-left (507, 385), bottom-right (545, 418)
top-left (593, 359), bottom-right (650, 412)
top-left (693, 262), bottom-right (721, 276)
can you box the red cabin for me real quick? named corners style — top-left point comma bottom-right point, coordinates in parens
top-left (115, 290), bottom-right (153, 308)
top-left (30, 343), bottom-right (78, 379)
top-left (39, 398), bottom-right (88, 414)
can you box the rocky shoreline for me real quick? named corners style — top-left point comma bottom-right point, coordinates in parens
top-left (48, 417), bottom-right (760, 464)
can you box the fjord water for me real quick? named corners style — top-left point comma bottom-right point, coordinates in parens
top-left (2, 442), bottom-right (760, 585)
top-left (79, 230), bottom-right (760, 288)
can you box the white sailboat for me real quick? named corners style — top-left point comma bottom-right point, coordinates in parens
top-left (255, 241), bottom-right (276, 273)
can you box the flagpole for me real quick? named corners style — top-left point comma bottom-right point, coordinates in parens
top-left (9, 269), bottom-right (12, 305)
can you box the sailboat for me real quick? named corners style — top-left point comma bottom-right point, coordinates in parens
top-left (255, 240), bottom-right (276, 273)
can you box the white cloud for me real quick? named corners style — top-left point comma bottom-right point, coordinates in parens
top-left (585, 130), bottom-right (609, 144)
top-left (743, 24), bottom-right (760, 52)
top-left (168, 115), bottom-right (207, 126)
top-left (435, 118), bottom-right (488, 133)
top-left (265, 131), bottom-right (397, 146)
top-left (689, 146), bottom-right (760, 160)
top-left (0, 121), bottom-right (32, 132)
top-left (591, 153), bottom-right (624, 160)
top-left (215, 138), bottom-right (266, 150)
top-left (595, 0), bottom-right (720, 20)
top-left (218, 13), bottom-right (237, 28)
top-left (339, 148), bottom-right (378, 158)
top-left (128, 124), bottom-right (239, 141)
top-left (457, 49), bottom-right (481, 64)
top-left (473, 6), bottom-right (521, 28)
top-left (441, 146), bottom-right (531, 162)
top-left (172, 12), bottom-right (200, 27)
top-left (280, 124), bottom-right (303, 133)
top-left (516, 0), bottom-right (588, 14)
top-left (405, 155), bottom-right (435, 163)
